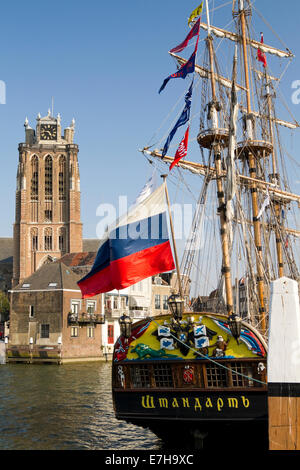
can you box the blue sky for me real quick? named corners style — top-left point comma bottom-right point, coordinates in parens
top-left (0, 0), bottom-right (299, 240)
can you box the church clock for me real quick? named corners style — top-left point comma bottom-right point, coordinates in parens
top-left (40, 124), bottom-right (57, 140)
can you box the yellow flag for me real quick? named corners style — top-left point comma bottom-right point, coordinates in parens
top-left (188, 2), bottom-right (204, 26)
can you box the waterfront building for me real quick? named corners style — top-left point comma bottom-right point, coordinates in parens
top-left (59, 251), bottom-right (153, 355)
top-left (8, 261), bottom-right (104, 363)
top-left (103, 277), bottom-right (153, 354)
top-left (0, 237), bottom-right (99, 292)
top-left (3, 111), bottom-right (177, 361)
top-left (151, 273), bottom-right (191, 316)
top-left (13, 112), bottom-right (83, 287)
top-left (151, 275), bottom-right (172, 316)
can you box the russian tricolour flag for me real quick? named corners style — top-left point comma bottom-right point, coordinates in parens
top-left (78, 183), bottom-right (175, 298)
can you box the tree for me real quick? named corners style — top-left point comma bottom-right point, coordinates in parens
top-left (0, 291), bottom-right (9, 322)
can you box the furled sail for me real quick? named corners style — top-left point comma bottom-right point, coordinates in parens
top-left (200, 22), bottom-right (294, 59)
top-left (141, 149), bottom-right (300, 205)
top-left (239, 107), bottom-right (299, 130)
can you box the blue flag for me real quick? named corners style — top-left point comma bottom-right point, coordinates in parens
top-left (162, 82), bottom-right (193, 157)
top-left (159, 51), bottom-right (196, 94)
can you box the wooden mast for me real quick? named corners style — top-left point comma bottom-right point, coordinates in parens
top-left (239, 0), bottom-right (266, 332)
top-left (205, 0), bottom-right (234, 317)
top-left (264, 73), bottom-right (284, 278)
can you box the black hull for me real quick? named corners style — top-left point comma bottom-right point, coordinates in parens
top-left (113, 389), bottom-right (268, 449)
top-left (121, 417), bottom-right (269, 450)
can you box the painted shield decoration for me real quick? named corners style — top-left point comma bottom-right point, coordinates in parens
top-left (195, 336), bottom-right (209, 349)
top-left (158, 326), bottom-right (171, 337)
top-left (183, 366), bottom-right (194, 384)
top-left (160, 337), bottom-right (174, 350)
top-left (194, 325), bottom-right (206, 337)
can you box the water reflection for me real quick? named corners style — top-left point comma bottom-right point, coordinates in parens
top-left (0, 362), bottom-right (162, 450)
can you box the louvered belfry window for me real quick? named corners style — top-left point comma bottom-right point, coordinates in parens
top-left (31, 156), bottom-right (39, 201)
top-left (44, 228), bottom-right (53, 251)
top-left (59, 156), bottom-right (66, 201)
top-left (45, 156), bottom-right (53, 200)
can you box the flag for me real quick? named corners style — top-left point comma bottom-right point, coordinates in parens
top-left (285, 236), bottom-right (289, 249)
top-left (170, 18), bottom-right (201, 54)
top-left (257, 32), bottom-right (267, 68)
top-left (162, 82), bottom-right (193, 157)
top-left (257, 194), bottom-right (270, 219)
top-left (226, 48), bottom-right (238, 201)
top-left (169, 126), bottom-right (190, 171)
top-left (225, 46), bottom-right (238, 236)
top-left (159, 47), bottom-right (197, 94)
top-left (78, 184), bottom-right (175, 298)
top-left (188, 2), bottom-right (204, 26)
top-left (131, 171), bottom-right (157, 208)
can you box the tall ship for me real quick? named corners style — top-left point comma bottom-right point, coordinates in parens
top-left (101, 0), bottom-right (299, 449)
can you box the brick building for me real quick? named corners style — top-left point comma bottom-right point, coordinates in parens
top-left (13, 112), bottom-right (82, 287)
top-left (8, 261), bottom-right (104, 363)
top-left (4, 111), bottom-right (178, 362)
top-left (6, 112), bottom-right (106, 362)
top-left (59, 252), bottom-right (153, 355)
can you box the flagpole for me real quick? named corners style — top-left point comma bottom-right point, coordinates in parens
top-left (161, 175), bottom-right (184, 300)
top-left (205, 0), bottom-right (211, 36)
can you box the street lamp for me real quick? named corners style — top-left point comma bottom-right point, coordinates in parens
top-left (168, 294), bottom-right (184, 321)
top-left (228, 313), bottom-right (242, 343)
top-left (119, 314), bottom-right (132, 341)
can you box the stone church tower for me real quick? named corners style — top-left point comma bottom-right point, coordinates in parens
top-left (13, 111), bottom-right (83, 287)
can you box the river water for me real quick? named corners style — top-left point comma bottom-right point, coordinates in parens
top-left (0, 362), bottom-right (162, 451)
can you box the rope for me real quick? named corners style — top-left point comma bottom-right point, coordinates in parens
top-left (252, 4), bottom-right (292, 53)
top-left (149, 317), bottom-right (267, 386)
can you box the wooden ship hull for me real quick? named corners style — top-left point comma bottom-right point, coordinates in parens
top-left (112, 312), bottom-right (268, 447)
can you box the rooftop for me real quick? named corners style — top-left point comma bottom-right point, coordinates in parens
top-left (59, 252), bottom-right (97, 267)
top-left (12, 261), bottom-right (81, 292)
top-left (0, 238), bottom-right (100, 264)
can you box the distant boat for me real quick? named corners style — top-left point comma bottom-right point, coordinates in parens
top-left (0, 341), bottom-right (6, 364)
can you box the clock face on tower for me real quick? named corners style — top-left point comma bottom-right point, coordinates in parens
top-left (40, 124), bottom-right (57, 141)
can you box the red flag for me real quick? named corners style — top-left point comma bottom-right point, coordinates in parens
top-left (285, 236), bottom-right (289, 249)
top-left (257, 32), bottom-right (267, 68)
top-left (170, 18), bottom-right (201, 54)
top-left (169, 127), bottom-right (190, 171)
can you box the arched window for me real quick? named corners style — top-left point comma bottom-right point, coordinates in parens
top-left (44, 228), bottom-right (53, 251)
top-left (31, 228), bottom-right (38, 251)
top-left (31, 156), bottom-right (39, 201)
top-left (59, 227), bottom-right (66, 252)
top-left (59, 156), bottom-right (66, 201)
top-left (45, 155), bottom-right (53, 200)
